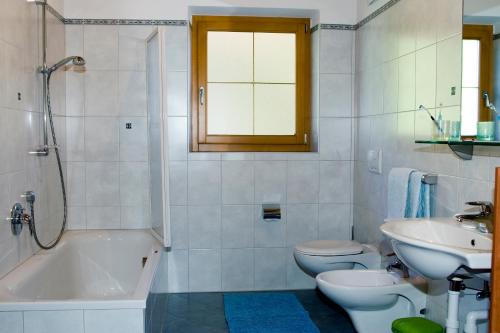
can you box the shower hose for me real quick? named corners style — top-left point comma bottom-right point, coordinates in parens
top-left (28, 71), bottom-right (67, 250)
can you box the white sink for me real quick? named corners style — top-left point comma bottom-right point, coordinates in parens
top-left (380, 218), bottom-right (492, 280)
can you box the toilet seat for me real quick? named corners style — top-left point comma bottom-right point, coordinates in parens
top-left (294, 240), bottom-right (363, 256)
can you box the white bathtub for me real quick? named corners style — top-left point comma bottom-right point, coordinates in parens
top-left (0, 230), bottom-right (161, 333)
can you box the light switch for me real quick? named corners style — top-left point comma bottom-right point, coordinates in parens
top-left (367, 149), bottom-right (382, 174)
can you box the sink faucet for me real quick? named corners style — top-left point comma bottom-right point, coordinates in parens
top-left (386, 257), bottom-right (409, 278)
top-left (454, 201), bottom-right (493, 233)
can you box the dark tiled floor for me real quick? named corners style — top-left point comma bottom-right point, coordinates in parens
top-left (147, 289), bottom-right (356, 333)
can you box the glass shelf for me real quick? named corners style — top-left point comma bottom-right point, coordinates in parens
top-left (415, 139), bottom-right (500, 160)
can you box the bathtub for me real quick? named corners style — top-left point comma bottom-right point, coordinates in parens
top-left (0, 230), bottom-right (161, 333)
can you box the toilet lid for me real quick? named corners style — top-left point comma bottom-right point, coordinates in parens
top-left (295, 240), bottom-right (363, 256)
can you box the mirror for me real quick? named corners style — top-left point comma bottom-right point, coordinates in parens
top-left (462, 0), bottom-right (500, 139)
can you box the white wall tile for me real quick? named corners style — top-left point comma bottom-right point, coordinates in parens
top-left (86, 206), bottom-right (121, 229)
top-left (119, 117), bottom-right (148, 161)
top-left (83, 25), bottom-right (118, 70)
top-left (118, 26), bottom-right (152, 71)
top-left (320, 30), bottom-right (353, 74)
top-left (68, 206), bottom-right (87, 230)
top-left (254, 161), bottom-right (287, 204)
top-left (66, 72), bottom-right (85, 117)
top-left (164, 26), bottom-right (188, 72)
top-left (169, 161), bottom-right (188, 205)
top-left (222, 248), bottom-right (254, 291)
top-left (189, 249), bottom-right (221, 292)
top-left (188, 205), bottom-right (221, 249)
top-left (287, 161), bottom-right (319, 204)
top-left (319, 203), bottom-right (352, 240)
top-left (170, 205), bottom-right (188, 249)
top-left (319, 161), bottom-right (352, 204)
top-left (119, 71), bottom-right (147, 117)
top-left (85, 71), bottom-right (119, 116)
top-left (398, 53), bottom-right (416, 112)
top-left (222, 161), bottom-right (254, 204)
top-left (383, 60), bottom-right (399, 114)
top-left (286, 204), bottom-right (318, 247)
top-left (84, 117), bottom-right (119, 161)
top-left (167, 250), bottom-right (189, 292)
top-left (166, 71), bottom-right (188, 116)
top-left (319, 118), bottom-right (352, 160)
top-left (187, 161), bottom-right (221, 205)
top-left (85, 162), bottom-right (120, 206)
top-left (119, 162), bottom-right (149, 207)
top-left (67, 162), bottom-right (86, 206)
top-left (167, 117), bottom-right (188, 161)
top-left (66, 117), bottom-right (85, 161)
top-left (254, 248), bottom-right (287, 290)
top-left (222, 205), bottom-right (254, 249)
top-left (319, 74), bottom-right (352, 117)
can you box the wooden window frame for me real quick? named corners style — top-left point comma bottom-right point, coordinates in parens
top-left (191, 15), bottom-right (311, 152)
top-left (463, 24), bottom-right (494, 122)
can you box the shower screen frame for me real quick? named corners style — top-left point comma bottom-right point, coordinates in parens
top-left (146, 28), bottom-right (171, 247)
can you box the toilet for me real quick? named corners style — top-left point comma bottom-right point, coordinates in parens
top-left (316, 270), bottom-right (427, 333)
top-left (293, 240), bottom-right (381, 276)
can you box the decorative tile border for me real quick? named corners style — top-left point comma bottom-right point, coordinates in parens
top-left (63, 18), bottom-right (188, 26)
top-left (46, 0), bottom-right (400, 29)
top-left (46, 4), bottom-right (65, 23)
top-left (357, 0), bottom-right (401, 29)
top-left (320, 24), bottom-right (357, 31)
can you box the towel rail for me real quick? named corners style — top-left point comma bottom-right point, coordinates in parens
top-left (421, 174), bottom-right (437, 185)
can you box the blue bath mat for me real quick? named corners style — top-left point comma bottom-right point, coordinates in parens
top-left (224, 293), bottom-right (320, 333)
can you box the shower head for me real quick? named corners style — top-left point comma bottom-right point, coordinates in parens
top-left (45, 56), bottom-right (86, 75)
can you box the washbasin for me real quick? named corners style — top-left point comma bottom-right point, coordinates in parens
top-left (380, 218), bottom-right (492, 280)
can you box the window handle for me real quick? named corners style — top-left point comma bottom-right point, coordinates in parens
top-left (199, 86), bottom-right (205, 106)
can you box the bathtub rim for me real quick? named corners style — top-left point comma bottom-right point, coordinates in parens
top-left (0, 229), bottom-right (162, 312)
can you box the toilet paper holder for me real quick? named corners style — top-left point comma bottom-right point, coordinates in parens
top-left (262, 204), bottom-right (281, 221)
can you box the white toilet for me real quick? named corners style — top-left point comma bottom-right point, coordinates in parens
top-left (293, 240), bottom-right (381, 276)
top-left (316, 270), bottom-right (427, 333)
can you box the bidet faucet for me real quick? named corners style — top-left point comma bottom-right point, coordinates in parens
top-left (386, 258), bottom-right (409, 278)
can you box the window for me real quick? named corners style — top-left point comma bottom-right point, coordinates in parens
top-left (191, 16), bottom-right (311, 152)
top-left (462, 24), bottom-right (494, 136)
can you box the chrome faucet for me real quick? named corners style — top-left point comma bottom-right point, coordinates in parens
top-left (454, 201), bottom-right (493, 222)
top-left (454, 201), bottom-right (493, 233)
top-left (386, 257), bottom-right (409, 278)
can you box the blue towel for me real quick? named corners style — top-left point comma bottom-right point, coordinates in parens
top-left (224, 293), bottom-right (319, 333)
top-left (387, 168), bottom-right (415, 219)
top-left (405, 171), bottom-right (431, 218)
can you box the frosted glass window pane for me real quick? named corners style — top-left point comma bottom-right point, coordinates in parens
top-left (208, 32), bottom-right (253, 82)
top-left (254, 33), bottom-right (296, 83)
top-left (207, 83), bottom-right (254, 135)
top-left (254, 84), bottom-right (295, 135)
top-left (462, 40), bottom-right (480, 88)
top-left (461, 87), bottom-right (479, 136)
